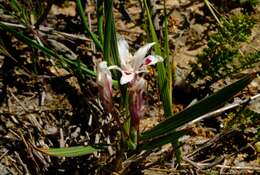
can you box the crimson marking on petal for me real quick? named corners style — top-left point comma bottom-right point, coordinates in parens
top-left (145, 57), bottom-right (152, 65)
top-left (124, 71), bottom-right (132, 75)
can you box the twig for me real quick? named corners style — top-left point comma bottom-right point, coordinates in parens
top-left (7, 156), bottom-right (23, 175)
top-left (0, 21), bottom-right (25, 28)
top-left (8, 129), bottom-right (21, 140)
top-left (15, 151), bottom-right (30, 175)
top-left (183, 156), bottom-right (201, 169)
top-left (179, 93), bottom-right (260, 130)
top-left (197, 164), bottom-right (260, 171)
top-left (145, 167), bottom-right (180, 173)
top-left (8, 87), bottom-right (43, 130)
top-left (186, 130), bottom-right (236, 158)
top-left (59, 128), bottom-right (65, 148)
top-left (204, 0), bottom-right (222, 27)
top-left (183, 156), bottom-right (224, 170)
top-left (0, 150), bottom-right (9, 160)
top-left (181, 162), bottom-right (260, 171)
top-left (220, 159), bottom-right (228, 174)
top-left (200, 156), bottom-right (224, 170)
top-left (8, 88), bottom-right (29, 112)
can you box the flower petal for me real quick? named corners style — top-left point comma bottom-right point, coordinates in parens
top-left (120, 72), bottom-right (135, 85)
top-left (132, 42), bottom-right (155, 70)
top-left (118, 38), bottom-right (129, 69)
top-left (144, 55), bottom-right (164, 66)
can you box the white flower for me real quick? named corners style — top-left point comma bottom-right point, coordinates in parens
top-left (117, 38), bottom-right (163, 85)
top-left (96, 38), bottom-right (163, 114)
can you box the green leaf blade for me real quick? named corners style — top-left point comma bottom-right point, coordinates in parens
top-left (38, 146), bottom-right (98, 157)
top-left (141, 74), bottom-right (253, 140)
top-left (75, 0), bottom-right (103, 51)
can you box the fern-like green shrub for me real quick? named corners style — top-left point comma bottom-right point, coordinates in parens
top-left (188, 14), bottom-right (258, 86)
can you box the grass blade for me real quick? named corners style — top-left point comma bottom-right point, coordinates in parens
top-left (141, 74), bottom-right (254, 140)
top-left (103, 0), bottom-right (119, 66)
top-left (0, 22), bottom-right (96, 77)
top-left (76, 0), bottom-right (103, 51)
top-left (143, 0), bottom-right (173, 117)
top-left (103, 0), bottom-right (127, 102)
top-left (162, 0), bottom-right (173, 116)
top-left (96, 0), bottom-right (104, 44)
top-left (36, 146), bottom-right (98, 157)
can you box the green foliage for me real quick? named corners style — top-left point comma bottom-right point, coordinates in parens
top-left (0, 0), bottom-right (257, 168)
top-left (143, 0), bottom-right (173, 117)
top-left (238, 0), bottom-right (260, 6)
top-left (36, 146), bottom-right (98, 157)
top-left (0, 22), bottom-right (97, 77)
top-left (204, 170), bottom-right (219, 175)
top-left (236, 51), bottom-right (260, 72)
top-left (76, 0), bottom-right (103, 51)
top-left (141, 74), bottom-right (253, 141)
top-left (188, 14), bottom-right (257, 85)
top-left (2, 0), bottom-right (52, 27)
top-left (224, 108), bottom-right (260, 141)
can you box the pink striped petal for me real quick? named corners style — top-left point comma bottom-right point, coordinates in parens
top-left (132, 42), bottom-right (155, 70)
top-left (118, 38), bottom-right (129, 69)
top-left (120, 72), bottom-right (135, 85)
top-left (144, 55), bottom-right (164, 66)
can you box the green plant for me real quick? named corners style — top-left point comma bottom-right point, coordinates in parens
top-left (0, 1), bottom-right (257, 173)
top-left (188, 13), bottom-right (258, 86)
top-left (4, 0), bottom-right (52, 27)
top-left (224, 108), bottom-right (260, 141)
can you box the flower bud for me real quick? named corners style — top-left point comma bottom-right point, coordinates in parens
top-left (96, 61), bottom-right (113, 113)
top-left (128, 78), bottom-right (146, 129)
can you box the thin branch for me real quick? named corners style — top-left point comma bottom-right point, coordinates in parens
top-left (204, 0), bottom-right (222, 27)
top-left (197, 163), bottom-right (260, 171)
top-left (183, 156), bottom-right (201, 169)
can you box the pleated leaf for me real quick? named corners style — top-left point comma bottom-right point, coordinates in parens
top-left (37, 146), bottom-right (98, 157)
top-left (141, 74), bottom-right (254, 140)
top-left (143, 0), bottom-right (173, 117)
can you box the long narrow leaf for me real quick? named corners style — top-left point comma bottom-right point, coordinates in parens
top-left (143, 0), bottom-right (172, 117)
top-left (0, 22), bottom-right (120, 86)
top-left (0, 22), bottom-right (95, 76)
top-left (163, 0), bottom-right (173, 117)
top-left (141, 74), bottom-right (254, 140)
top-left (103, 0), bottom-right (127, 103)
top-left (96, 0), bottom-right (104, 44)
top-left (76, 0), bottom-right (103, 51)
top-left (103, 0), bottom-right (114, 65)
top-left (36, 146), bottom-right (97, 157)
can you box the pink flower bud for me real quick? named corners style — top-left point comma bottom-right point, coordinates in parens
top-left (96, 61), bottom-right (113, 113)
top-left (128, 78), bottom-right (146, 129)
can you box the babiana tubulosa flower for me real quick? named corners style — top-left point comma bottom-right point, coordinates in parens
top-left (117, 37), bottom-right (163, 85)
top-left (96, 38), bottom-right (163, 125)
